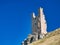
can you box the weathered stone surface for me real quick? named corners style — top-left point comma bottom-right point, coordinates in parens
top-left (39, 7), bottom-right (47, 34)
top-left (21, 7), bottom-right (47, 45)
top-left (32, 7), bottom-right (47, 35)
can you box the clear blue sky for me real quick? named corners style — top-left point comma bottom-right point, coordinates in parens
top-left (0, 0), bottom-right (60, 45)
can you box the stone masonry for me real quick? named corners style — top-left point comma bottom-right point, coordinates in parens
top-left (21, 7), bottom-right (47, 45)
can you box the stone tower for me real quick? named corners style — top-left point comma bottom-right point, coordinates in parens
top-left (32, 7), bottom-right (47, 38)
top-left (21, 7), bottom-right (47, 45)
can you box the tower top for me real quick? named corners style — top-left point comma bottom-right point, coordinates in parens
top-left (32, 12), bottom-right (36, 18)
top-left (38, 7), bottom-right (44, 17)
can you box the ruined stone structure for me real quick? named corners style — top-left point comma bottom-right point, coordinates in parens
top-left (21, 7), bottom-right (47, 45)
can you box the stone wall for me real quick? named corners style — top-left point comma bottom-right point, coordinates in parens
top-left (21, 7), bottom-right (47, 45)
